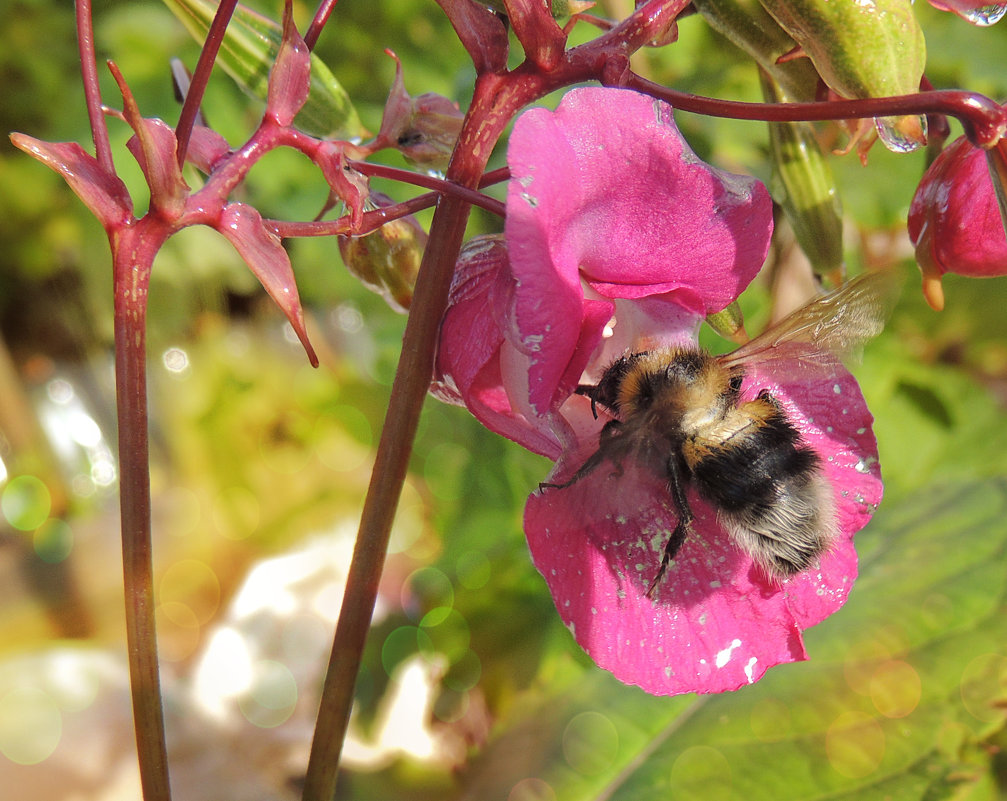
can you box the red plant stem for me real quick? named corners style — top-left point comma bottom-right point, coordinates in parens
top-left (175, 0), bottom-right (239, 168)
top-left (350, 160), bottom-right (507, 216)
top-left (621, 72), bottom-right (1007, 148)
top-left (301, 69), bottom-right (536, 801)
top-left (75, 0), bottom-right (113, 172)
top-left (113, 222), bottom-right (172, 801)
top-left (304, 0), bottom-right (339, 50)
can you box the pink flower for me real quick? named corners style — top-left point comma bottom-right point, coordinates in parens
top-left (908, 130), bottom-right (1007, 311)
top-left (435, 87), bottom-right (882, 696)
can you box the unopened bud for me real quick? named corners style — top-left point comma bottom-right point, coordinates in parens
top-left (377, 51), bottom-right (464, 171)
top-left (908, 134), bottom-right (1007, 311)
top-left (706, 301), bottom-right (749, 344)
top-left (338, 195), bottom-right (427, 313)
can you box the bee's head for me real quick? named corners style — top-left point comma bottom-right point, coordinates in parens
top-left (614, 349), bottom-right (742, 422)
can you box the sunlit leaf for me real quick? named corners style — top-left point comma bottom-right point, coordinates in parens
top-left (457, 475), bottom-right (1007, 799)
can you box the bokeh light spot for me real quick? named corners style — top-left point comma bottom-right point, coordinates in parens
top-left (159, 559), bottom-right (221, 625)
top-left (960, 653), bottom-right (1007, 723)
top-left (457, 550), bottom-right (491, 590)
top-left (33, 519), bottom-right (73, 563)
top-left (1, 475), bottom-right (51, 531)
top-left (419, 608), bottom-right (470, 663)
top-left (238, 660), bottom-right (298, 728)
top-left (402, 567), bottom-right (453, 622)
top-left (508, 778), bottom-right (556, 801)
top-left (443, 649), bottom-right (481, 693)
top-left (870, 660), bottom-right (921, 719)
top-left (162, 346), bottom-right (190, 374)
top-left (843, 626), bottom-right (910, 696)
top-left (672, 749), bottom-right (729, 793)
top-left (0, 687), bottom-right (61, 765)
top-left (382, 626), bottom-right (421, 676)
top-left (562, 711), bottom-right (619, 777)
top-left (161, 485), bottom-right (202, 538)
top-left (314, 405), bottom-right (372, 474)
top-left (826, 711), bottom-right (885, 779)
top-left (670, 746), bottom-right (731, 792)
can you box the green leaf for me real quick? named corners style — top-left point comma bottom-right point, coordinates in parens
top-left (162, 0), bottom-right (365, 139)
top-left (455, 473), bottom-right (1007, 799)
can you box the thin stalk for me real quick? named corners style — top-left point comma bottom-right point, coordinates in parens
top-left (175, 0), bottom-right (239, 167)
top-left (305, 0), bottom-right (339, 50)
top-left (113, 224), bottom-right (171, 801)
top-left (620, 72), bottom-right (1007, 148)
top-left (75, 0), bottom-right (113, 171)
top-left (301, 71), bottom-right (528, 801)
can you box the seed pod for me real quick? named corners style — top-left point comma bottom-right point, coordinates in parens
top-left (758, 0), bottom-right (927, 149)
top-left (761, 71), bottom-right (844, 283)
top-left (692, 0), bottom-right (820, 101)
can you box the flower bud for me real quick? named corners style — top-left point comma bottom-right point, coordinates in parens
top-left (338, 195), bottom-right (427, 313)
top-left (908, 134), bottom-right (1007, 311)
top-left (705, 301), bottom-right (749, 344)
top-left (377, 52), bottom-right (464, 171)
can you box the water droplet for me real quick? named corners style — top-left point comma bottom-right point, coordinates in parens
top-left (962, 2), bottom-right (1006, 25)
top-left (875, 115), bottom-right (927, 154)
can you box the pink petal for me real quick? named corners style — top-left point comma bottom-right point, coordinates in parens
top-left (506, 87), bottom-right (771, 308)
top-left (10, 135), bottom-right (132, 230)
top-left (267, 0), bottom-right (311, 127)
top-left (506, 87), bottom-right (772, 415)
top-left (432, 236), bottom-right (566, 459)
top-left (217, 202), bottom-right (317, 366)
top-left (525, 361), bottom-right (880, 696)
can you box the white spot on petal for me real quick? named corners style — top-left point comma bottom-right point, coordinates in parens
top-left (715, 638), bottom-right (742, 669)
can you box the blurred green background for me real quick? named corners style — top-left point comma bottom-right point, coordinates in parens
top-left (1, 0), bottom-right (1007, 798)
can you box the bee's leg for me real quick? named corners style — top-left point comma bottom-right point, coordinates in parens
top-left (647, 455), bottom-right (695, 598)
top-left (539, 419), bottom-right (624, 491)
top-left (574, 384), bottom-right (600, 419)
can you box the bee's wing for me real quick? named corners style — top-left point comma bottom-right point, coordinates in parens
top-left (719, 270), bottom-right (901, 375)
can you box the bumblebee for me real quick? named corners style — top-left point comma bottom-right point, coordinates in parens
top-left (542, 270), bottom-right (898, 597)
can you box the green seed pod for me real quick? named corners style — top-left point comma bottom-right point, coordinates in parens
top-left (164, 0), bottom-right (365, 140)
top-left (761, 71), bottom-right (845, 283)
top-left (757, 0), bottom-right (927, 148)
top-left (692, 0), bottom-right (820, 102)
